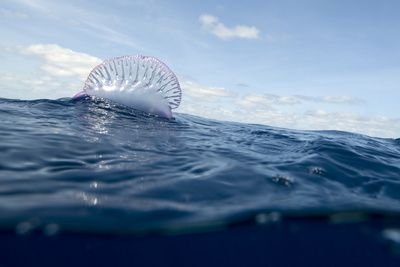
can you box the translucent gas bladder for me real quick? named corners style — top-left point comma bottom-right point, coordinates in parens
top-left (76, 55), bottom-right (181, 118)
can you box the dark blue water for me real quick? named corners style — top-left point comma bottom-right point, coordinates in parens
top-left (1, 96), bottom-right (400, 234)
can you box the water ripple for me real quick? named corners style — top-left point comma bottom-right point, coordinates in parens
top-left (0, 97), bottom-right (399, 233)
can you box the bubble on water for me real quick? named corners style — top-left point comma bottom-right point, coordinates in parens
top-left (382, 228), bottom-right (400, 253)
top-left (15, 218), bottom-right (40, 235)
top-left (77, 55), bottom-right (182, 119)
top-left (255, 212), bottom-right (281, 224)
top-left (43, 223), bottom-right (60, 236)
top-left (15, 221), bottom-right (34, 235)
top-left (310, 166), bottom-right (326, 176)
top-left (271, 174), bottom-right (294, 187)
top-left (383, 229), bottom-right (400, 242)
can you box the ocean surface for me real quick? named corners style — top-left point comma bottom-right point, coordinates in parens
top-left (1, 96), bottom-right (400, 234)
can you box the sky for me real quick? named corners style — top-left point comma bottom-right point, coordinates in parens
top-left (0, 0), bottom-right (399, 138)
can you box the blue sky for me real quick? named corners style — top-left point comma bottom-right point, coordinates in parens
top-left (0, 0), bottom-right (399, 137)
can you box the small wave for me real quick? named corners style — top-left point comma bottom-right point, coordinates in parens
top-left (0, 97), bottom-right (399, 233)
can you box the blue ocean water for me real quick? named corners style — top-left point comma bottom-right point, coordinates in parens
top-left (0, 96), bottom-right (399, 234)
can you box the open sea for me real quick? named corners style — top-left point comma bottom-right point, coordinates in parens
top-left (1, 96), bottom-right (400, 266)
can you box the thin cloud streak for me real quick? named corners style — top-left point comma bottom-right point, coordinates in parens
top-left (11, 0), bottom-right (142, 50)
top-left (199, 14), bottom-right (259, 40)
top-left (0, 7), bottom-right (28, 19)
top-left (238, 93), bottom-right (363, 109)
top-left (181, 80), bottom-right (235, 100)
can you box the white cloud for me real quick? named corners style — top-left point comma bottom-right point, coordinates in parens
top-left (321, 95), bottom-right (358, 104)
top-left (300, 110), bottom-right (400, 138)
top-left (296, 95), bottom-right (363, 104)
top-left (238, 93), bottom-right (362, 109)
top-left (238, 94), bottom-right (301, 109)
top-left (0, 71), bottom-right (82, 99)
top-left (181, 80), bottom-right (234, 100)
top-left (179, 90), bottom-right (399, 138)
top-left (18, 44), bottom-right (102, 80)
top-left (199, 14), bottom-right (259, 40)
top-left (182, 99), bottom-right (400, 138)
top-left (0, 72), bottom-right (17, 82)
top-left (0, 44), bottom-right (101, 99)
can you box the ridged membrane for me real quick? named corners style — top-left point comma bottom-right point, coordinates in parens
top-left (83, 55), bottom-right (181, 118)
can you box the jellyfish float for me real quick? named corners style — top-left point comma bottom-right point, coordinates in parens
top-left (73, 55), bottom-right (182, 119)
